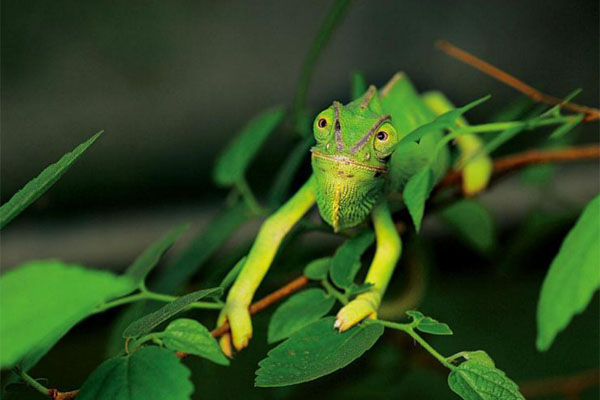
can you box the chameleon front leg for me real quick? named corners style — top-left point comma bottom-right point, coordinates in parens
top-left (335, 199), bottom-right (402, 331)
top-left (218, 175), bottom-right (316, 354)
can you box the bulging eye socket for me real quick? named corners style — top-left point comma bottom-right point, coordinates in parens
top-left (373, 123), bottom-right (397, 159)
top-left (317, 118), bottom-right (328, 128)
top-left (313, 113), bottom-right (332, 141)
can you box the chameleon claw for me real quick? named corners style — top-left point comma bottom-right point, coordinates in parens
top-left (333, 318), bottom-right (342, 331)
top-left (219, 333), bottom-right (234, 359)
top-left (335, 298), bottom-right (377, 332)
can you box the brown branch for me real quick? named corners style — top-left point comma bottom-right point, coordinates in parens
top-left (43, 144), bottom-right (599, 398)
top-left (518, 368), bottom-right (599, 398)
top-left (436, 40), bottom-right (600, 122)
top-left (438, 144), bottom-right (600, 191)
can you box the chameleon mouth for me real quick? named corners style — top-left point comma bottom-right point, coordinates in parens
top-left (310, 149), bottom-right (388, 174)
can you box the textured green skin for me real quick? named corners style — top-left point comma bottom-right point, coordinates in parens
top-left (218, 73), bottom-right (490, 352)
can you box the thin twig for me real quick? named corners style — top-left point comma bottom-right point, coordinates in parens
top-left (436, 40), bottom-right (600, 122)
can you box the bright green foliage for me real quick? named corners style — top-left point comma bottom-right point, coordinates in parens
top-left (267, 289), bottom-right (336, 343)
top-left (256, 317), bottom-right (384, 387)
top-left (440, 199), bottom-right (496, 254)
top-left (448, 360), bottom-right (525, 400)
top-left (403, 167), bottom-right (434, 232)
top-left (123, 287), bottom-right (222, 339)
top-left (125, 223), bottom-right (190, 287)
top-left (213, 106), bottom-right (285, 186)
top-left (461, 351), bottom-right (495, 367)
top-left (536, 194), bottom-right (600, 351)
top-left (303, 257), bottom-right (331, 280)
top-left (160, 318), bottom-right (229, 366)
top-left (0, 261), bottom-right (135, 368)
top-left (330, 231), bottom-right (375, 288)
top-left (407, 310), bottom-right (453, 335)
top-left (77, 346), bottom-right (193, 400)
top-left (0, 131), bottom-right (102, 229)
top-left (351, 70), bottom-right (367, 100)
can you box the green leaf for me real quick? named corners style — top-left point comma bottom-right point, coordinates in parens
top-left (213, 106), bottom-right (285, 186)
top-left (403, 167), bottom-right (434, 232)
top-left (440, 199), bottom-right (496, 254)
top-left (448, 360), bottom-right (525, 400)
top-left (77, 346), bottom-right (193, 400)
top-left (351, 70), bottom-right (367, 100)
top-left (267, 289), bottom-right (336, 343)
top-left (303, 257), bottom-right (331, 280)
top-left (330, 231), bottom-right (375, 289)
top-left (462, 351), bottom-right (495, 368)
top-left (416, 317), bottom-right (453, 335)
top-left (0, 261), bottom-right (135, 369)
top-left (125, 223), bottom-right (190, 286)
top-left (152, 201), bottom-right (253, 294)
top-left (219, 256), bottom-right (246, 290)
top-left (160, 318), bottom-right (229, 366)
top-left (256, 317), bottom-right (384, 387)
top-left (406, 310), bottom-right (425, 321)
top-left (346, 282), bottom-right (374, 296)
top-left (123, 287), bottom-right (222, 339)
top-left (548, 114), bottom-right (583, 139)
top-left (0, 131), bottom-right (102, 229)
top-left (536, 194), bottom-right (600, 351)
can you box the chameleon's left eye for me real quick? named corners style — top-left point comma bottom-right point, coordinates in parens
top-left (318, 118), bottom-right (328, 128)
top-left (376, 131), bottom-right (388, 141)
top-left (373, 123), bottom-right (397, 159)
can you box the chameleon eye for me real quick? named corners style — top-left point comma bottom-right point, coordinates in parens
top-left (318, 118), bottom-right (328, 128)
top-left (376, 131), bottom-right (388, 141)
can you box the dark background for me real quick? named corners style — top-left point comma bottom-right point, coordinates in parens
top-left (1, 1), bottom-right (599, 399)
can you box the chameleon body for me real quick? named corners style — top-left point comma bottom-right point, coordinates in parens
top-left (217, 72), bottom-right (492, 354)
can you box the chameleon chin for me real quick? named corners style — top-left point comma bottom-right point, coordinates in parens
top-left (217, 72), bottom-right (492, 355)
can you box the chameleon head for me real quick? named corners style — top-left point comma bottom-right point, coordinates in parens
top-left (310, 86), bottom-right (399, 232)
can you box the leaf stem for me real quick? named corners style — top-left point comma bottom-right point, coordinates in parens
top-left (321, 279), bottom-right (348, 305)
top-left (14, 368), bottom-right (50, 396)
top-left (97, 290), bottom-right (224, 312)
top-left (374, 319), bottom-right (456, 370)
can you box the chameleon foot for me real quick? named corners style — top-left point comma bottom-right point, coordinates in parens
top-left (334, 298), bottom-right (377, 332)
top-left (217, 301), bottom-right (252, 354)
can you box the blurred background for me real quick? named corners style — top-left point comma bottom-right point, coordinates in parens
top-left (1, 0), bottom-right (599, 399)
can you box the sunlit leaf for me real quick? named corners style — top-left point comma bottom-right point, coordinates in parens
top-left (125, 223), bottom-right (190, 286)
top-left (417, 317), bottom-right (453, 336)
top-left (0, 261), bottom-right (135, 369)
top-left (0, 131), bottom-right (102, 229)
top-left (213, 106), bottom-right (285, 186)
top-left (448, 360), bottom-right (525, 400)
top-left (77, 346), bottom-right (193, 400)
top-left (403, 167), bottom-right (434, 232)
top-left (536, 194), bottom-right (600, 351)
top-left (268, 289), bottom-right (335, 343)
top-left (256, 317), bottom-right (384, 387)
top-left (303, 257), bottom-right (331, 280)
top-left (330, 231), bottom-right (374, 289)
top-left (160, 318), bottom-right (229, 366)
top-left (123, 287), bottom-right (222, 339)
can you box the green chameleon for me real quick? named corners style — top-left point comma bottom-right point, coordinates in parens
top-left (217, 72), bottom-right (492, 355)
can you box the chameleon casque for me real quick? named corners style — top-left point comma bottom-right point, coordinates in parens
top-left (217, 72), bottom-right (492, 354)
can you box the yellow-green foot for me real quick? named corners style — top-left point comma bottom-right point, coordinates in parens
top-left (334, 298), bottom-right (377, 332)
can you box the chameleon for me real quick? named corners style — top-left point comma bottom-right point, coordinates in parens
top-left (217, 72), bottom-right (492, 355)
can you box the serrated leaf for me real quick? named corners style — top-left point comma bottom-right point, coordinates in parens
top-left (123, 287), bottom-right (222, 339)
top-left (160, 318), bottom-right (229, 366)
top-left (0, 131), bottom-right (102, 229)
top-left (330, 231), bottom-right (374, 289)
top-left (440, 199), bottom-right (496, 254)
top-left (403, 167), bottom-right (434, 232)
top-left (77, 346), bottom-right (193, 400)
top-left (536, 194), bottom-right (600, 351)
top-left (448, 360), bottom-right (525, 400)
top-left (0, 261), bottom-right (135, 369)
top-left (256, 317), bottom-right (384, 387)
top-left (267, 289), bottom-right (336, 343)
top-left (417, 317), bottom-right (453, 335)
top-left (219, 256), bottom-right (246, 290)
top-left (303, 257), bottom-right (331, 280)
top-left (463, 351), bottom-right (495, 368)
top-left (213, 106), bottom-right (285, 186)
top-left (125, 223), bottom-right (190, 286)
top-left (406, 310), bottom-right (425, 321)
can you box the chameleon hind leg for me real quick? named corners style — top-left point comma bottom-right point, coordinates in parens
top-left (335, 199), bottom-right (401, 331)
top-left (218, 176), bottom-right (317, 354)
top-left (421, 91), bottom-right (492, 196)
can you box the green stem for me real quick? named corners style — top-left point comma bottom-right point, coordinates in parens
top-left (97, 290), bottom-right (224, 313)
top-left (14, 368), bottom-right (50, 396)
top-left (374, 319), bottom-right (456, 370)
top-left (236, 178), bottom-right (266, 216)
top-left (292, 0), bottom-right (352, 133)
top-left (321, 279), bottom-right (348, 305)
